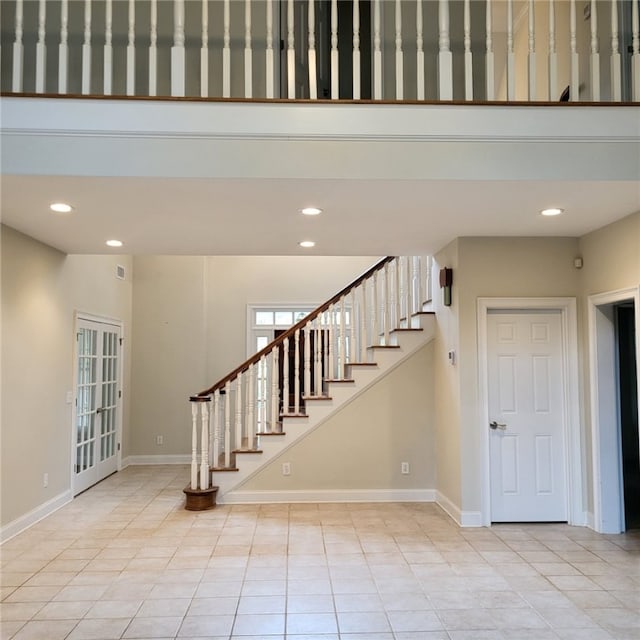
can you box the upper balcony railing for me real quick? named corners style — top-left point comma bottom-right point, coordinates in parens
top-left (1, 1), bottom-right (639, 103)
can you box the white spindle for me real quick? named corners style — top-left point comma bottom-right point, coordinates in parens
top-left (82, 0), bottom-right (92, 95)
top-left (373, 0), bottom-right (382, 99)
top-left (464, 0), bottom-right (472, 100)
top-left (200, 0), bottom-right (208, 97)
top-left (506, 0), bottom-right (515, 100)
top-left (282, 338), bottom-right (290, 414)
top-left (223, 0), bottom-right (231, 97)
top-left (287, 0), bottom-right (296, 98)
top-left (417, 256), bottom-right (425, 306)
top-left (58, 0), bottom-right (68, 93)
top-left (308, 0), bottom-right (318, 99)
top-left (104, 0), bottom-right (113, 95)
top-left (485, 0), bottom-right (495, 100)
top-left (35, 0), bottom-right (46, 93)
top-left (548, 0), bottom-right (557, 100)
top-left (394, 258), bottom-right (401, 329)
top-left (294, 330), bottom-right (301, 412)
top-left (406, 256), bottom-right (413, 317)
top-left (213, 391), bottom-right (221, 468)
top-left (190, 401), bottom-right (198, 489)
top-left (224, 381), bottom-right (231, 467)
top-left (304, 324), bottom-right (312, 395)
top-left (247, 365), bottom-right (255, 449)
top-left (352, 0), bottom-right (359, 99)
top-left (332, 0), bottom-right (340, 99)
top-left (349, 290), bottom-right (356, 364)
top-left (172, 0), bottom-right (185, 96)
top-left (323, 312), bottom-right (330, 385)
top-left (259, 355), bottom-right (267, 431)
top-left (328, 305), bottom-right (336, 380)
top-left (270, 347), bottom-right (279, 433)
top-left (200, 400), bottom-right (210, 489)
top-left (360, 279), bottom-right (368, 358)
top-left (570, 0), bottom-right (579, 101)
top-left (245, 0), bottom-right (253, 98)
top-left (149, 0), bottom-right (158, 96)
top-left (372, 273), bottom-right (379, 345)
top-left (266, 0), bottom-right (274, 98)
top-left (339, 297), bottom-right (346, 378)
top-left (314, 317), bottom-right (322, 395)
top-left (383, 263), bottom-right (390, 345)
top-left (610, 0), bottom-right (621, 102)
top-left (416, 0), bottom-right (425, 99)
top-left (438, 0), bottom-right (453, 100)
top-left (395, 0), bottom-right (404, 99)
top-left (235, 372), bottom-right (243, 449)
top-left (12, 0), bottom-right (23, 92)
top-left (528, 0), bottom-right (536, 100)
top-left (425, 255), bottom-right (433, 302)
top-left (633, 0), bottom-right (640, 101)
top-left (590, 0), bottom-right (600, 101)
top-left (126, 0), bottom-right (135, 96)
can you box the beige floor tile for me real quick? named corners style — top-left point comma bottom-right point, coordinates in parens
top-left (0, 603), bottom-right (45, 621)
top-left (85, 599), bottom-right (143, 619)
top-left (236, 595), bottom-right (285, 614)
top-left (34, 600), bottom-right (93, 619)
top-left (10, 619), bottom-right (79, 640)
top-left (231, 613), bottom-right (285, 635)
top-left (122, 615), bottom-right (183, 638)
top-left (436, 608), bottom-right (495, 631)
top-left (66, 618), bottom-right (131, 640)
top-left (337, 611), bottom-right (392, 633)
top-left (4, 586), bottom-right (62, 603)
top-left (136, 598), bottom-right (191, 617)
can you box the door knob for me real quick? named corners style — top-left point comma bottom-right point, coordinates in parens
top-left (489, 421), bottom-right (507, 430)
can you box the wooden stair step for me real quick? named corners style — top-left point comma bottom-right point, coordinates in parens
top-left (324, 378), bottom-right (355, 384)
top-left (211, 466), bottom-right (239, 472)
top-left (281, 412), bottom-right (307, 418)
top-left (302, 395), bottom-right (333, 401)
top-left (258, 431), bottom-right (287, 436)
top-left (369, 344), bottom-right (401, 349)
top-left (232, 448), bottom-right (263, 454)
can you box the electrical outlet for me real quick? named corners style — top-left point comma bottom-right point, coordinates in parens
top-left (401, 462), bottom-right (410, 475)
top-left (156, 435), bottom-right (163, 445)
top-left (43, 473), bottom-right (48, 487)
top-left (282, 462), bottom-right (291, 476)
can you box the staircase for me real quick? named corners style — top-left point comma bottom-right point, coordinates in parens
top-left (184, 256), bottom-right (435, 508)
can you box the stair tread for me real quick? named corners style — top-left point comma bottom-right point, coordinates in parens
top-left (369, 344), bottom-right (401, 349)
top-left (232, 448), bottom-right (263, 454)
top-left (324, 378), bottom-right (355, 383)
top-left (347, 362), bottom-right (378, 367)
top-left (211, 466), bottom-right (239, 472)
top-left (281, 412), bottom-right (308, 418)
top-left (391, 327), bottom-right (424, 332)
top-left (302, 395), bottom-right (332, 401)
top-left (258, 431), bottom-right (287, 436)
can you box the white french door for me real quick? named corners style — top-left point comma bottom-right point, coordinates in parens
top-left (488, 310), bottom-right (568, 522)
top-left (73, 318), bottom-right (121, 495)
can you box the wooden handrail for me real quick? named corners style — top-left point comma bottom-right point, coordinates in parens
top-left (197, 256), bottom-right (393, 396)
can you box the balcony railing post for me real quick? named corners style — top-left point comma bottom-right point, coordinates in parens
top-left (104, 0), bottom-right (113, 95)
top-left (610, 0), bottom-right (621, 102)
top-left (126, 0), bottom-right (136, 96)
top-left (308, 0), bottom-right (317, 99)
top-left (527, 0), bottom-right (536, 100)
top-left (200, 0), bottom-right (208, 98)
top-left (200, 398), bottom-right (210, 489)
top-left (287, 0), bottom-right (295, 98)
top-left (506, 0), bottom-right (515, 100)
top-left (395, 0), bottom-right (404, 99)
top-left (172, 0), bottom-right (186, 97)
top-left (633, 0), bottom-right (640, 101)
top-left (189, 395), bottom-right (211, 490)
top-left (245, 0), bottom-right (253, 98)
top-left (438, 0), bottom-right (453, 100)
top-left (266, 0), bottom-right (275, 98)
top-left (590, 0), bottom-right (600, 101)
top-left (464, 0), bottom-right (472, 101)
top-left (373, 0), bottom-right (382, 99)
top-left (35, 0), bottom-right (46, 93)
top-left (223, 0), bottom-right (231, 97)
top-left (58, 0), bottom-right (68, 94)
top-left (570, 0), bottom-right (579, 101)
top-left (485, 0), bottom-right (495, 100)
top-left (12, 0), bottom-right (23, 92)
top-left (82, 0), bottom-right (92, 95)
top-left (548, 0), bottom-right (557, 101)
top-left (416, 0), bottom-right (424, 100)
top-left (150, 0), bottom-right (158, 96)
top-left (351, 0), bottom-right (359, 99)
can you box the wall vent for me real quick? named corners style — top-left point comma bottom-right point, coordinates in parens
top-left (116, 264), bottom-right (126, 280)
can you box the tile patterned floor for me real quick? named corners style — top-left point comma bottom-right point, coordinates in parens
top-left (1, 466), bottom-right (639, 640)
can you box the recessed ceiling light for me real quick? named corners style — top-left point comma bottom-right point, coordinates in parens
top-left (50, 202), bottom-right (73, 213)
top-left (301, 207), bottom-right (322, 216)
top-left (106, 239), bottom-right (123, 247)
top-left (540, 207), bottom-right (564, 217)
top-left (299, 240), bottom-right (316, 248)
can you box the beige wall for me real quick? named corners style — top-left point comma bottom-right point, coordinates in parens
top-left (1, 226), bottom-right (132, 529)
top-left (240, 343), bottom-right (435, 494)
top-left (130, 255), bottom-right (378, 457)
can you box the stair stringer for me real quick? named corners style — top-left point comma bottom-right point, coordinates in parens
top-left (214, 313), bottom-right (436, 502)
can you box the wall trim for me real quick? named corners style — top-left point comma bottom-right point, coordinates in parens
top-left (122, 455), bottom-right (190, 467)
top-left (0, 490), bottom-right (72, 544)
top-left (222, 488), bottom-right (436, 505)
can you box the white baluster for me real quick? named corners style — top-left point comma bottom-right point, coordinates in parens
top-left (418, 256), bottom-right (425, 306)
top-left (245, 0), bottom-right (253, 98)
top-left (294, 330), bottom-right (301, 412)
top-left (259, 355), bottom-right (267, 431)
top-left (438, 0), bottom-right (453, 100)
top-left (265, 0), bottom-right (274, 98)
top-left (464, 0), bottom-right (472, 100)
top-left (349, 290), bottom-right (356, 364)
top-left (332, 0), bottom-right (340, 99)
top-left (149, 0), bottom-right (158, 96)
top-left (58, 0), bottom-right (68, 93)
top-left (394, 257), bottom-right (401, 329)
top-left (200, 0), bottom-right (208, 97)
top-left (12, 0), bottom-right (23, 92)
top-left (223, 0), bottom-right (231, 97)
top-left (172, 0), bottom-right (185, 96)
top-left (485, 0), bottom-right (495, 100)
top-left (270, 347), bottom-right (279, 433)
top-left (610, 0), bottom-right (621, 102)
top-left (200, 400), bottom-right (210, 489)
top-left (213, 390), bottom-right (221, 468)
top-left (383, 263), bottom-right (390, 345)
top-left (287, 0), bottom-right (295, 98)
top-left (328, 305), bottom-right (335, 380)
top-left (395, 0), bottom-right (403, 99)
top-left (506, 0), bottom-right (515, 100)
top-left (282, 337), bottom-right (290, 414)
top-left (308, 0), bottom-right (317, 99)
top-left (548, 0), bottom-right (557, 100)
top-left (412, 256), bottom-right (420, 310)
top-left (208, 395), bottom-right (215, 469)
top-left (352, 0), bottom-right (359, 99)
top-left (570, 0), bottom-right (579, 101)
top-left (235, 372), bottom-right (243, 449)
top-left (633, 0), bottom-right (640, 101)
top-left (82, 0), bottom-right (92, 95)
top-left (590, 0), bottom-right (600, 101)
top-left (224, 381), bottom-right (231, 468)
top-left (372, 272), bottom-right (379, 346)
top-left (424, 255), bottom-right (433, 302)
top-left (373, 0), bottom-right (382, 99)
top-left (304, 324), bottom-right (312, 395)
top-left (126, 0), bottom-right (135, 96)
top-left (35, 0), bottom-right (46, 93)
top-left (247, 365), bottom-right (255, 449)
top-left (360, 279), bottom-right (368, 358)
top-left (527, 0), bottom-right (536, 100)
top-left (190, 401), bottom-right (198, 489)
top-left (104, 0), bottom-right (113, 95)
top-left (314, 317), bottom-right (322, 395)
top-left (339, 297), bottom-right (346, 378)
top-left (406, 256), bottom-right (414, 317)
top-left (417, 0), bottom-right (424, 100)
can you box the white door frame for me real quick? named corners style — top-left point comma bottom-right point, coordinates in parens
top-left (588, 286), bottom-right (640, 534)
top-left (478, 297), bottom-right (583, 527)
top-left (70, 311), bottom-right (124, 494)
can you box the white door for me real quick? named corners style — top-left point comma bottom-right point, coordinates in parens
top-left (488, 311), bottom-right (568, 522)
top-left (74, 319), bottom-right (121, 495)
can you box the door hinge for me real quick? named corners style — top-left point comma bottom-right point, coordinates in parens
top-left (119, 337), bottom-right (123, 346)
top-left (118, 390), bottom-right (122, 399)
top-left (117, 442), bottom-right (121, 451)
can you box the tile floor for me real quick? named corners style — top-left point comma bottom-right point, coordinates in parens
top-left (1, 466), bottom-right (639, 640)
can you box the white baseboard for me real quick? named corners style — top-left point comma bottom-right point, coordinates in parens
top-left (222, 488), bottom-right (436, 504)
top-left (435, 491), bottom-right (483, 527)
top-left (1, 490), bottom-right (73, 544)
top-left (121, 455), bottom-right (190, 467)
